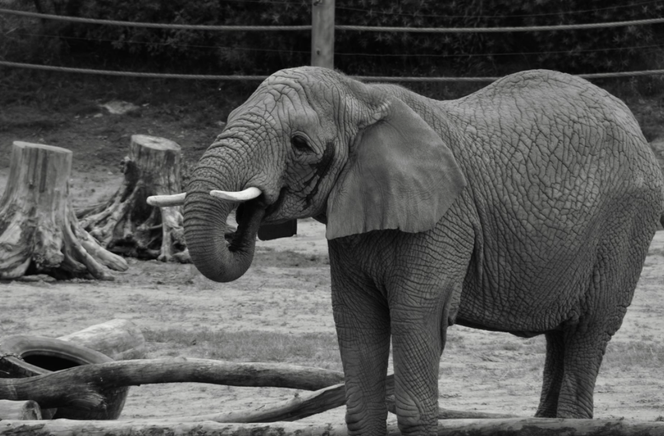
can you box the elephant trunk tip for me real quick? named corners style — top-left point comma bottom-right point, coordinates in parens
top-left (183, 191), bottom-right (266, 284)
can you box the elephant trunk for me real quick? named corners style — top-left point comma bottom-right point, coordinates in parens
top-left (183, 162), bottom-right (266, 283)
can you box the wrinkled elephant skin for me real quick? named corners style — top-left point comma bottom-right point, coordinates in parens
top-left (182, 67), bottom-right (664, 435)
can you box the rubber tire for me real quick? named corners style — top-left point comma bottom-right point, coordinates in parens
top-left (0, 335), bottom-right (128, 420)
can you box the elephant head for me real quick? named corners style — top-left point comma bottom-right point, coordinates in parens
top-left (150, 67), bottom-right (466, 282)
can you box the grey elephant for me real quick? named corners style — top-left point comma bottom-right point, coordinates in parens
top-left (149, 67), bottom-right (663, 435)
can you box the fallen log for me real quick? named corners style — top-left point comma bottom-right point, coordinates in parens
top-left (2, 418), bottom-right (664, 436)
top-left (77, 135), bottom-right (188, 262)
top-left (0, 141), bottom-right (127, 280)
top-left (58, 319), bottom-right (146, 360)
top-left (181, 373), bottom-right (516, 424)
top-left (0, 358), bottom-right (344, 410)
top-left (0, 400), bottom-right (41, 420)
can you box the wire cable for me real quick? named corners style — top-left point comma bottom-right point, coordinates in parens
top-left (18, 29), bottom-right (662, 58)
top-left (2, 60), bottom-right (664, 82)
top-left (0, 8), bottom-right (311, 31)
top-left (2, 7), bottom-right (663, 33)
top-left (335, 43), bottom-right (664, 59)
top-left (0, 60), bottom-right (269, 80)
top-left (336, 17), bottom-right (664, 33)
top-left (336, 0), bottom-right (663, 20)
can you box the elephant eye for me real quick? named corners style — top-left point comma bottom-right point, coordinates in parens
top-left (291, 135), bottom-right (312, 154)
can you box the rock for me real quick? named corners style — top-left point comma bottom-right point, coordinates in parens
top-left (101, 101), bottom-right (139, 115)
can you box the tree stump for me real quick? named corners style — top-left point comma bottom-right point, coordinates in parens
top-left (77, 135), bottom-right (188, 262)
top-left (0, 142), bottom-right (128, 280)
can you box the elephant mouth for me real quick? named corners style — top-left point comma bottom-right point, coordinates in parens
top-left (262, 187), bottom-right (290, 222)
top-left (226, 198), bottom-right (266, 251)
top-left (226, 187), bottom-right (288, 247)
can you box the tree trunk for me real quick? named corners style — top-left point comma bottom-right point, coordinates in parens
top-left (58, 319), bottom-right (146, 361)
top-left (0, 141), bottom-right (128, 280)
top-left (0, 359), bottom-right (344, 411)
top-left (0, 400), bottom-right (41, 420)
top-left (77, 135), bottom-right (188, 262)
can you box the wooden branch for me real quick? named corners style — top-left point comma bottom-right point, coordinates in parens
top-left (176, 373), bottom-right (515, 424)
top-left (161, 377), bottom-right (350, 423)
top-left (0, 400), bottom-right (41, 420)
top-left (3, 418), bottom-right (664, 436)
top-left (386, 394), bottom-right (518, 420)
top-left (0, 359), bottom-right (344, 410)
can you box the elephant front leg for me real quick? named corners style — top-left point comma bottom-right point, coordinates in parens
top-left (391, 302), bottom-right (446, 436)
top-left (332, 280), bottom-right (391, 435)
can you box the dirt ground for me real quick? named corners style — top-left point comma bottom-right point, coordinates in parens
top-left (1, 95), bottom-right (664, 426)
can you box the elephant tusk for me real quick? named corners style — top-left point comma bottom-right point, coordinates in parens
top-left (147, 193), bottom-right (186, 207)
top-left (210, 187), bottom-right (262, 202)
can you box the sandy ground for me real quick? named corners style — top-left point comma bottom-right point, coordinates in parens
top-left (1, 169), bottom-right (664, 426)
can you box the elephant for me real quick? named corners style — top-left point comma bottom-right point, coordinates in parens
top-left (149, 67), bottom-right (663, 435)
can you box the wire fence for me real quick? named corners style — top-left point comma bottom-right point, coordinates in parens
top-left (1, 5), bottom-right (663, 82)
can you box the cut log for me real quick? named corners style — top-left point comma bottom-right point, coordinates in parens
top-left (77, 135), bottom-right (188, 262)
top-left (0, 359), bottom-right (344, 411)
top-left (0, 141), bottom-right (128, 280)
top-left (0, 400), bottom-right (41, 420)
top-left (3, 418), bottom-right (664, 436)
top-left (58, 319), bottom-right (146, 360)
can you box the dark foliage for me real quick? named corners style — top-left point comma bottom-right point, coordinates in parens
top-left (6, 0), bottom-right (664, 77)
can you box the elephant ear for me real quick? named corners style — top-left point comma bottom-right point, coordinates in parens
top-left (326, 97), bottom-right (466, 240)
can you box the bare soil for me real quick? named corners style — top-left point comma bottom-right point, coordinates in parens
top-left (1, 90), bottom-right (664, 426)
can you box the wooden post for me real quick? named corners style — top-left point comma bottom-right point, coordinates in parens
top-left (311, 0), bottom-right (334, 69)
top-left (0, 141), bottom-right (128, 280)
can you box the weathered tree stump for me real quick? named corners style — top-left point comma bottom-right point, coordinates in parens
top-left (0, 141), bottom-right (128, 280)
top-left (77, 135), bottom-right (188, 262)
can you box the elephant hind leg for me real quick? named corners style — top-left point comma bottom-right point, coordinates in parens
top-left (552, 319), bottom-right (612, 418)
top-left (550, 201), bottom-right (657, 418)
top-left (535, 331), bottom-right (565, 418)
top-left (549, 260), bottom-right (643, 419)
top-left (535, 319), bottom-right (609, 419)
top-left (552, 237), bottom-right (653, 416)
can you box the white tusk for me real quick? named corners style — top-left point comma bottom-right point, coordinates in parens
top-left (210, 187), bottom-right (262, 202)
top-left (147, 193), bottom-right (186, 207)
